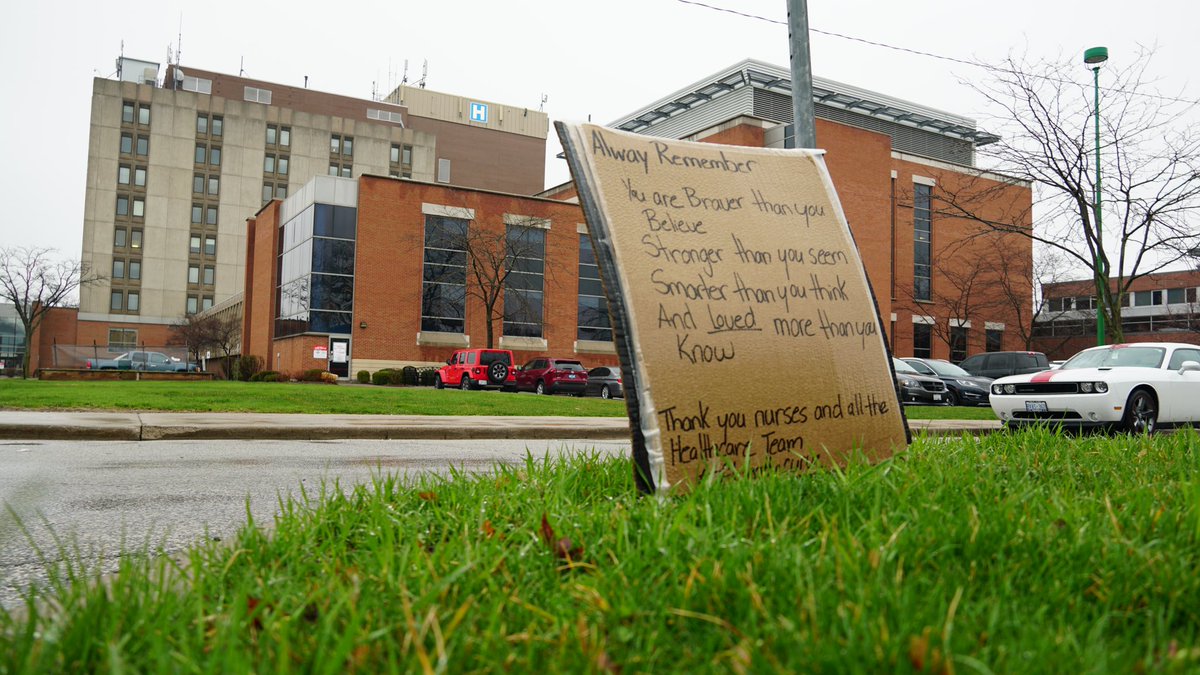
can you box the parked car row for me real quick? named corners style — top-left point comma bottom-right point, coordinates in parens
top-left (84, 350), bottom-right (201, 372)
top-left (434, 348), bottom-right (623, 399)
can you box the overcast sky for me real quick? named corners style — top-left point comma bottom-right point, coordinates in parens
top-left (2, 0), bottom-right (1196, 258)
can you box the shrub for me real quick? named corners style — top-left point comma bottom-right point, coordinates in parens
top-left (321, 371), bottom-right (339, 384)
top-left (234, 355), bottom-right (263, 382)
top-left (388, 369), bottom-right (406, 386)
top-left (356, 370), bottom-right (370, 384)
top-left (372, 369), bottom-right (394, 386)
top-left (299, 368), bottom-right (326, 383)
top-left (249, 370), bottom-right (280, 383)
top-left (402, 366), bottom-right (418, 386)
top-left (418, 367), bottom-right (438, 387)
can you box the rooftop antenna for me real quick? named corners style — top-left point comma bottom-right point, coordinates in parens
top-left (401, 59), bottom-right (409, 85)
top-left (540, 93), bottom-right (548, 112)
top-left (239, 56), bottom-right (245, 77)
top-left (176, 14), bottom-right (183, 66)
top-left (417, 59), bottom-right (428, 89)
top-left (116, 40), bottom-right (124, 79)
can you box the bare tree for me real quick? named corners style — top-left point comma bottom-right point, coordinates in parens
top-left (939, 47), bottom-right (1200, 343)
top-left (171, 313), bottom-right (241, 377)
top-left (0, 247), bottom-right (100, 377)
top-left (422, 211), bottom-right (553, 348)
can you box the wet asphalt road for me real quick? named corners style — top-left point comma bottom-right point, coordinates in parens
top-left (0, 438), bottom-right (629, 610)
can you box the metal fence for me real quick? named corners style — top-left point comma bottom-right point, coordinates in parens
top-left (51, 343), bottom-right (196, 370)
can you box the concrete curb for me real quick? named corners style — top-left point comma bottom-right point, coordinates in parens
top-left (0, 411), bottom-right (1003, 442)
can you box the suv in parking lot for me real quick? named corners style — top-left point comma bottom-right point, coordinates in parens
top-left (514, 358), bottom-right (589, 395)
top-left (434, 349), bottom-right (516, 390)
top-left (958, 351), bottom-right (1050, 379)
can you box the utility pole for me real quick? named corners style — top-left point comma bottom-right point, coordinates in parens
top-left (787, 0), bottom-right (817, 148)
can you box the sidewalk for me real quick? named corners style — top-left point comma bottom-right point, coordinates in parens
top-left (0, 411), bottom-right (1002, 442)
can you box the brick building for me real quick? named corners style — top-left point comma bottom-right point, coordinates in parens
top-left (1034, 269), bottom-right (1200, 359)
top-left (242, 175), bottom-right (618, 376)
top-left (545, 59), bottom-right (1034, 363)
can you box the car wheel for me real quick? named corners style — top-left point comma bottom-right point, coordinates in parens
top-left (460, 376), bottom-right (472, 391)
top-left (601, 386), bottom-right (612, 400)
top-left (434, 375), bottom-right (444, 390)
top-left (487, 362), bottom-right (509, 386)
top-left (1122, 389), bottom-right (1158, 434)
top-left (944, 390), bottom-right (959, 407)
top-left (535, 381), bottom-right (547, 396)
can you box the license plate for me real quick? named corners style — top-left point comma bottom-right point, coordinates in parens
top-left (1026, 401), bottom-right (1049, 413)
top-left (568, 374), bottom-right (576, 379)
top-left (933, 394), bottom-right (941, 401)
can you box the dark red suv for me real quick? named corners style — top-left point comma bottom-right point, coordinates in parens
top-left (513, 358), bottom-right (589, 395)
top-left (434, 349), bottom-right (517, 391)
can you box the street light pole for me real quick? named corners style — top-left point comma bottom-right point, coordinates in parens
top-left (1084, 46), bottom-right (1108, 346)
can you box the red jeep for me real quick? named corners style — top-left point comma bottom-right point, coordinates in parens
top-left (434, 349), bottom-right (517, 391)
top-left (514, 358), bottom-right (589, 396)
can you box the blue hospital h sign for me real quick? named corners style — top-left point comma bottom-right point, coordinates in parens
top-left (469, 102), bottom-right (489, 123)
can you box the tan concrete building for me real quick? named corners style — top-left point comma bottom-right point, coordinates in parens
top-left (77, 56), bottom-right (547, 349)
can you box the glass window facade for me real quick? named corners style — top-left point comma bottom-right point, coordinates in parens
top-left (275, 203), bottom-right (357, 337)
top-left (503, 225), bottom-right (545, 338)
top-left (420, 215), bottom-right (468, 333)
top-left (913, 183), bottom-right (932, 302)
top-left (577, 233), bottom-right (612, 341)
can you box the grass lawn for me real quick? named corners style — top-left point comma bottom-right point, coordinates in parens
top-left (3, 429), bottom-right (1198, 671)
top-left (0, 379), bottom-right (1000, 421)
top-left (0, 380), bottom-right (626, 417)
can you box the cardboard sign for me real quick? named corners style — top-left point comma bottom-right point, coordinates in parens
top-left (557, 122), bottom-right (908, 494)
top-left (331, 342), bottom-right (347, 363)
top-left (313, 345), bottom-right (328, 360)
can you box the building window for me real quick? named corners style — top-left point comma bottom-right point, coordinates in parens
top-left (136, 135), bottom-right (149, 156)
top-left (192, 205), bottom-right (203, 224)
top-left (186, 296), bottom-right (198, 315)
top-left (202, 296), bottom-right (213, 311)
top-left (116, 195), bottom-right (129, 216)
top-left (437, 158), bottom-right (451, 183)
top-left (197, 114), bottom-right (209, 135)
top-left (129, 260), bottom-right (141, 280)
top-left (112, 259), bottom-right (125, 279)
top-left (188, 265), bottom-right (200, 284)
top-left (244, 86), bottom-right (272, 104)
top-left (134, 167), bottom-right (146, 187)
top-left (503, 225), bottom-right (545, 338)
top-left (132, 198), bottom-right (145, 218)
top-left (205, 235), bottom-right (216, 256)
top-left (203, 266), bottom-right (215, 286)
top-left (206, 206), bottom-right (218, 225)
top-left (950, 325), bottom-right (968, 363)
top-left (127, 292), bottom-right (139, 312)
top-left (190, 234), bottom-right (201, 254)
top-left (390, 144), bottom-right (400, 163)
top-left (279, 127), bottom-right (288, 146)
top-left (114, 228), bottom-right (127, 248)
top-left (130, 229), bottom-right (142, 249)
top-left (118, 165), bottom-right (131, 185)
top-left (264, 155), bottom-right (275, 173)
top-left (578, 233), bottom-right (612, 341)
top-left (121, 102), bottom-right (134, 124)
top-left (913, 183), bottom-right (932, 302)
top-left (110, 291), bottom-right (123, 311)
top-left (330, 135), bottom-right (353, 157)
top-left (195, 144), bottom-right (206, 164)
top-left (266, 125), bottom-right (277, 145)
top-left (420, 215), bottom-right (468, 333)
top-left (120, 133), bottom-right (133, 154)
top-left (138, 104), bottom-right (150, 126)
top-left (108, 328), bottom-right (137, 350)
top-left (913, 323), bottom-right (932, 359)
top-left (208, 176), bottom-right (219, 195)
top-left (402, 145), bottom-right (412, 165)
top-left (986, 328), bottom-right (1003, 352)
top-left (277, 157), bottom-right (288, 175)
top-left (1168, 288), bottom-right (1186, 304)
top-left (212, 116), bottom-right (223, 136)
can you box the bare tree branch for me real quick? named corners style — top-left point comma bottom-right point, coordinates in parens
top-left (0, 247), bottom-right (102, 377)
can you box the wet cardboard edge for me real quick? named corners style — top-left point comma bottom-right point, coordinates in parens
top-left (555, 121), bottom-right (657, 494)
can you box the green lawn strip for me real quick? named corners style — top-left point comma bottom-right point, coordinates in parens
top-left (0, 380), bottom-right (625, 417)
top-left (4, 430), bottom-right (1199, 671)
top-left (0, 380), bottom-right (998, 421)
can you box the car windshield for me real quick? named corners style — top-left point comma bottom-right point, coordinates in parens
top-left (1060, 346), bottom-right (1165, 370)
top-left (924, 360), bottom-right (971, 377)
top-left (892, 358), bottom-right (920, 375)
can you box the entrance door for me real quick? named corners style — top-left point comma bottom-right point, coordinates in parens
top-left (329, 337), bottom-right (350, 378)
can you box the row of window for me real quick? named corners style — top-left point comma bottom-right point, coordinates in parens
top-left (118, 165), bottom-right (147, 187)
top-left (114, 227), bottom-right (142, 249)
top-left (910, 323), bottom-right (1003, 362)
top-left (194, 143), bottom-right (222, 167)
top-left (191, 204), bottom-right (219, 226)
top-left (194, 173), bottom-right (220, 196)
top-left (111, 258), bottom-right (142, 280)
top-left (330, 135), bottom-right (353, 157)
top-left (188, 265), bottom-right (216, 286)
top-left (1045, 287), bottom-right (1200, 312)
top-left (111, 290), bottom-right (140, 312)
top-left (119, 133), bottom-right (149, 157)
top-left (264, 154), bottom-right (289, 175)
top-left (121, 101), bottom-right (151, 126)
top-left (186, 295), bottom-right (215, 315)
top-left (115, 195), bottom-right (145, 218)
top-left (267, 124), bottom-right (291, 147)
top-left (196, 113), bottom-right (224, 137)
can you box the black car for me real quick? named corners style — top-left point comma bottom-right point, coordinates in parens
top-left (958, 351), bottom-right (1049, 379)
top-left (892, 358), bottom-right (948, 405)
top-left (585, 366), bottom-right (624, 399)
top-left (902, 357), bottom-right (993, 406)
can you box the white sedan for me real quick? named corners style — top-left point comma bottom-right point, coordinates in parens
top-left (989, 342), bottom-right (1200, 433)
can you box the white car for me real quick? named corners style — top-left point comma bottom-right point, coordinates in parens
top-left (989, 342), bottom-right (1200, 433)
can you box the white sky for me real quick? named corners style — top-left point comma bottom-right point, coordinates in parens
top-left (1, 0), bottom-right (1196, 260)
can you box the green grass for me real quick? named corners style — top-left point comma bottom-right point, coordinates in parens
top-left (0, 380), bottom-right (626, 417)
top-left (0, 380), bottom-right (998, 421)
top-left (4, 429), bottom-right (1199, 672)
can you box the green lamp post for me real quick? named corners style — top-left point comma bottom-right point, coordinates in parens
top-left (1085, 46), bottom-right (1108, 345)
